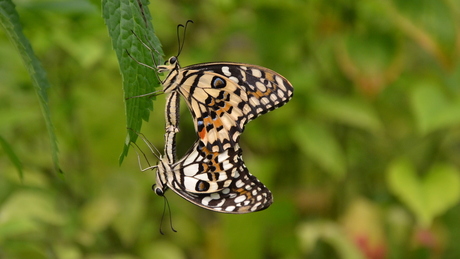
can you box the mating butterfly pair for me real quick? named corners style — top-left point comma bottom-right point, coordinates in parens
top-left (136, 23), bottom-right (293, 213)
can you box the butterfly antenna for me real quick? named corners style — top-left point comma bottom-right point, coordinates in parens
top-left (175, 24), bottom-right (184, 57)
top-left (159, 198), bottom-right (166, 235)
top-left (167, 197), bottom-right (177, 233)
top-left (176, 20), bottom-right (194, 57)
top-left (159, 195), bottom-right (177, 235)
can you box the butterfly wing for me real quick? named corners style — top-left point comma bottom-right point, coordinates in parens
top-left (178, 62), bottom-right (293, 153)
top-left (163, 140), bottom-right (273, 213)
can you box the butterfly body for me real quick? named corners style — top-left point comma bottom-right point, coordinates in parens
top-left (158, 57), bottom-right (294, 153)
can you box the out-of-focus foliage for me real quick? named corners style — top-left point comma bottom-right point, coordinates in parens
top-left (0, 0), bottom-right (59, 173)
top-left (1, 0), bottom-right (460, 258)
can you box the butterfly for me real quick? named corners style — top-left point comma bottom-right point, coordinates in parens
top-left (131, 21), bottom-right (291, 213)
top-left (129, 21), bottom-right (293, 153)
top-left (157, 58), bottom-right (294, 153)
top-left (134, 91), bottom-right (271, 213)
top-left (151, 139), bottom-right (273, 213)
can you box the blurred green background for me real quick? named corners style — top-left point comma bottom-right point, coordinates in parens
top-left (1, 0), bottom-right (460, 258)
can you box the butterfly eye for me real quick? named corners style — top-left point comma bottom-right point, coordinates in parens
top-left (153, 184), bottom-right (164, 196)
top-left (169, 56), bottom-right (177, 65)
top-left (155, 188), bottom-right (164, 196)
top-left (211, 76), bottom-right (226, 88)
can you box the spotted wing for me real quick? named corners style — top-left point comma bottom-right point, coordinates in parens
top-left (178, 62), bottom-right (293, 153)
top-left (162, 140), bottom-right (273, 213)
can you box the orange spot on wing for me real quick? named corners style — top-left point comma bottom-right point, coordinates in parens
top-left (265, 72), bottom-right (275, 82)
top-left (235, 188), bottom-right (252, 199)
top-left (214, 119), bottom-right (223, 129)
top-left (203, 116), bottom-right (224, 129)
top-left (251, 88), bottom-right (273, 98)
top-left (203, 117), bottom-right (213, 125)
top-left (199, 128), bottom-right (206, 139)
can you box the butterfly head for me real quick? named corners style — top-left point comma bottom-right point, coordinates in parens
top-left (153, 173), bottom-right (167, 197)
top-left (153, 184), bottom-right (166, 196)
top-left (156, 19), bottom-right (192, 75)
top-left (157, 56), bottom-right (180, 74)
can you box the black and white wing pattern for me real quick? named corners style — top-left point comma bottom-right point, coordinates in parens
top-left (158, 58), bottom-right (294, 153)
top-left (154, 140), bottom-right (273, 213)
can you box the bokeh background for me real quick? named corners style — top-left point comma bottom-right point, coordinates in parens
top-left (1, 0), bottom-right (460, 258)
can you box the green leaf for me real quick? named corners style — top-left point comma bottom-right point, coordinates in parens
top-left (19, 0), bottom-right (97, 14)
top-left (294, 120), bottom-right (346, 179)
top-left (297, 221), bottom-right (366, 259)
top-left (410, 81), bottom-right (460, 134)
top-left (424, 164), bottom-right (460, 223)
top-left (102, 0), bottom-right (163, 164)
top-left (387, 159), bottom-right (425, 223)
top-left (387, 158), bottom-right (460, 227)
top-left (410, 82), bottom-right (445, 134)
top-left (311, 93), bottom-right (383, 133)
top-left (0, 190), bottom-right (65, 238)
top-left (0, 0), bottom-right (60, 173)
top-left (0, 136), bottom-right (23, 180)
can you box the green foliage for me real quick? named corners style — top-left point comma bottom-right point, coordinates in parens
top-left (1, 0), bottom-right (460, 258)
top-left (0, 0), bottom-right (59, 173)
top-left (410, 81), bottom-right (460, 134)
top-left (387, 159), bottom-right (460, 227)
top-left (295, 120), bottom-right (347, 179)
top-left (0, 136), bottom-right (23, 180)
top-left (298, 221), bottom-right (366, 259)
